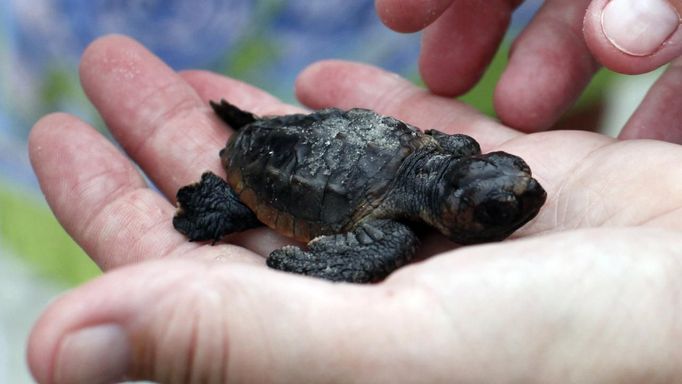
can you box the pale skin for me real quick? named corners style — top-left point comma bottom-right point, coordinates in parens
top-left (27, 36), bottom-right (682, 383)
top-left (375, 0), bottom-right (682, 140)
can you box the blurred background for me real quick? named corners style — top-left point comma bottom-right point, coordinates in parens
top-left (0, 0), bottom-right (660, 381)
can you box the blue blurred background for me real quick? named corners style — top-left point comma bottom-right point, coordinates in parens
top-left (1, 0), bottom-right (656, 381)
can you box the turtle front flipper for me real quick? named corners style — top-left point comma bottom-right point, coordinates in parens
top-left (267, 220), bottom-right (419, 283)
top-left (425, 129), bottom-right (481, 158)
top-left (173, 171), bottom-right (261, 243)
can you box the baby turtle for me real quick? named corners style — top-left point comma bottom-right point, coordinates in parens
top-left (173, 100), bottom-right (546, 283)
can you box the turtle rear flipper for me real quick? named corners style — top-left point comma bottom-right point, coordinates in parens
top-left (267, 220), bottom-right (419, 283)
top-left (210, 99), bottom-right (258, 130)
top-left (173, 171), bottom-right (261, 243)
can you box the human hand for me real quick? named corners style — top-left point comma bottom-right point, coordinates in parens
top-left (375, 0), bottom-right (682, 141)
top-left (28, 36), bottom-right (682, 383)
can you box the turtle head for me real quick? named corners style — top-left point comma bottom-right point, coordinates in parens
top-left (430, 152), bottom-right (546, 244)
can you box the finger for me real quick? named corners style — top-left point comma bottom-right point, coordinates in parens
top-left (27, 258), bottom-right (429, 383)
top-left (179, 70), bottom-right (305, 115)
top-left (375, 0), bottom-right (454, 33)
top-left (494, 0), bottom-right (600, 132)
top-left (79, 35), bottom-right (287, 202)
top-left (28, 113), bottom-right (186, 268)
top-left (419, 0), bottom-right (515, 96)
top-left (295, 60), bottom-right (522, 151)
top-left (584, 0), bottom-right (682, 74)
top-left (28, 229), bottom-right (682, 383)
top-left (619, 57), bottom-right (682, 143)
top-left (79, 35), bottom-right (216, 200)
top-left (28, 113), bottom-right (203, 269)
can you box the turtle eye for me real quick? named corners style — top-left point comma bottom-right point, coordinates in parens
top-left (475, 198), bottom-right (519, 226)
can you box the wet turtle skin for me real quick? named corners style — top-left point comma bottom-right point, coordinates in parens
top-left (173, 100), bottom-right (547, 283)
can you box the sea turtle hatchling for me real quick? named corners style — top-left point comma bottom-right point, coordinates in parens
top-left (173, 100), bottom-right (547, 283)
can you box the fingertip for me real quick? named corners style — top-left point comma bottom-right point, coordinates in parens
top-left (27, 314), bottom-right (54, 384)
top-left (494, 61), bottom-right (590, 133)
top-left (294, 60), bottom-right (334, 107)
top-left (79, 34), bottom-right (144, 84)
top-left (82, 33), bottom-right (140, 53)
top-left (28, 112), bottom-right (112, 172)
top-left (493, 59), bottom-right (581, 132)
top-left (419, 52), bottom-right (482, 97)
top-left (29, 112), bottom-right (75, 151)
top-left (618, 57), bottom-right (682, 143)
top-left (28, 113), bottom-right (89, 177)
top-left (375, 0), bottom-right (453, 33)
top-left (30, 112), bottom-right (79, 136)
top-left (80, 34), bottom-right (144, 64)
top-left (494, 1), bottom-right (599, 132)
top-left (27, 289), bottom-right (82, 384)
top-left (493, 80), bottom-right (543, 132)
top-left (78, 33), bottom-right (178, 113)
top-left (584, 0), bottom-right (682, 74)
top-left (26, 262), bottom-right (186, 384)
top-left (25, 259), bottom-right (367, 383)
top-left (296, 59), bottom-right (406, 110)
top-left (418, 0), bottom-right (513, 97)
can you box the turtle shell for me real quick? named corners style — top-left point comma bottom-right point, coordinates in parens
top-left (221, 108), bottom-right (434, 242)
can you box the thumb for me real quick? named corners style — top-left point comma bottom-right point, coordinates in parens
top-left (26, 258), bottom-right (428, 384)
top-left (584, 0), bottom-right (682, 73)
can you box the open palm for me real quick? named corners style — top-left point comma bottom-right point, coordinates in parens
top-left (28, 36), bottom-right (682, 384)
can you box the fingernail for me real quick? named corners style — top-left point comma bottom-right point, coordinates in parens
top-left (54, 324), bottom-right (130, 384)
top-left (601, 0), bottom-right (680, 56)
